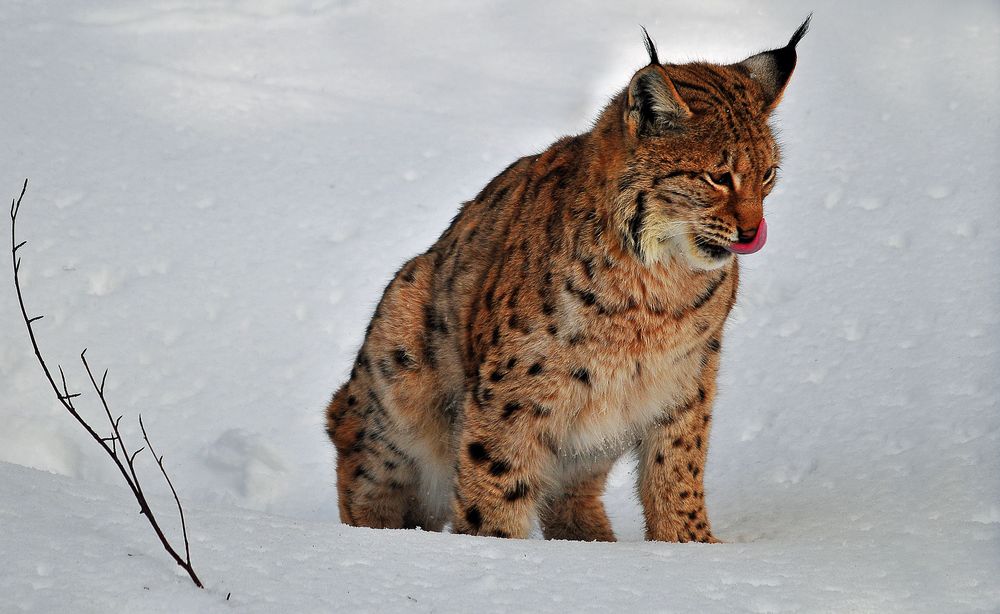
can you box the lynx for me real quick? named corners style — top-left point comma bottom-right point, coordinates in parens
top-left (325, 18), bottom-right (809, 541)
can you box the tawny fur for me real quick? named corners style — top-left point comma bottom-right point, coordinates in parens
top-left (325, 21), bottom-right (807, 541)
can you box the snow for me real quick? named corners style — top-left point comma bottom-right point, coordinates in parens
top-left (1, 0), bottom-right (998, 612)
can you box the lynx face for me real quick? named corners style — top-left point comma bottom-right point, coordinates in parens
top-left (621, 25), bottom-right (806, 270)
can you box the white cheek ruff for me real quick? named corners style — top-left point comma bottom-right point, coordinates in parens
top-left (671, 233), bottom-right (732, 271)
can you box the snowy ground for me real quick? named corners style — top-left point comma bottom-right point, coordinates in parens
top-left (1, 1), bottom-right (998, 612)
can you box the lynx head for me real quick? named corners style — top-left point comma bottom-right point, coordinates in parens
top-left (614, 17), bottom-right (810, 270)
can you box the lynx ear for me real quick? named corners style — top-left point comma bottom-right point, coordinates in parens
top-left (625, 28), bottom-right (690, 138)
top-left (737, 15), bottom-right (811, 110)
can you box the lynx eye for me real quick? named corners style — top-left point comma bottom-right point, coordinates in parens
top-left (703, 172), bottom-right (733, 190)
top-left (763, 166), bottom-right (778, 185)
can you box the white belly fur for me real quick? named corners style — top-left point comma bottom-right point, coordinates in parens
top-left (563, 345), bottom-right (703, 458)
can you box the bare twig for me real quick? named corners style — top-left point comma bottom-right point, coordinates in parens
top-left (10, 179), bottom-right (204, 589)
top-left (141, 414), bottom-right (194, 568)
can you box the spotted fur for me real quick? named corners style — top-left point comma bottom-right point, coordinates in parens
top-left (325, 19), bottom-right (809, 541)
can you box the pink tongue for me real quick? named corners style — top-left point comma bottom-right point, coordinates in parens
top-left (726, 218), bottom-right (768, 255)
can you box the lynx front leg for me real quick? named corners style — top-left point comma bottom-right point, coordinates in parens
top-left (450, 393), bottom-right (554, 539)
top-left (638, 356), bottom-right (721, 543)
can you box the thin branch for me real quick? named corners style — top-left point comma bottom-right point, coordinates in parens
top-left (82, 350), bottom-right (136, 478)
top-left (10, 180), bottom-right (204, 589)
top-left (57, 365), bottom-right (80, 414)
top-left (141, 414), bottom-right (194, 569)
top-left (10, 178), bottom-right (26, 220)
top-left (128, 446), bottom-right (146, 466)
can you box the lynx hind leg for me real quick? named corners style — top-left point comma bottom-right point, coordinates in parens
top-left (540, 464), bottom-right (616, 542)
top-left (326, 385), bottom-right (432, 530)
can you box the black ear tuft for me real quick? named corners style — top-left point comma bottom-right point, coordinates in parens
top-left (640, 26), bottom-right (660, 66)
top-left (788, 13), bottom-right (812, 48)
top-left (736, 14), bottom-right (812, 110)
